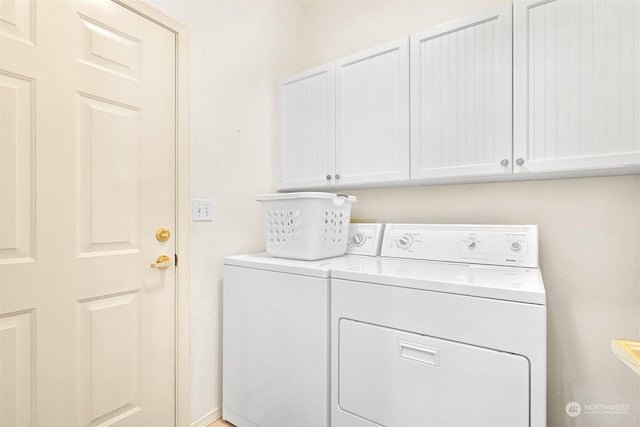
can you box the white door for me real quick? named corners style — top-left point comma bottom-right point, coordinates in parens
top-left (0, 0), bottom-right (177, 425)
top-left (513, 0), bottom-right (640, 174)
top-left (335, 38), bottom-right (409, 186)
top-left (410, 3), bottom-right (513, 180)
top-left (277, 64), bottom-right (335, 190)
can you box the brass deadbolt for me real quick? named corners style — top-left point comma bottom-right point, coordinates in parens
top-left (156, 227), bottom-right (171, 242)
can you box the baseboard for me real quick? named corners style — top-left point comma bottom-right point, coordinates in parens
top-left (190, 407), bottom-right (221, 427)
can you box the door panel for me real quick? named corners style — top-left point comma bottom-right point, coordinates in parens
top-left (77, 292), bottom-right (141, 426)
top-left (0, 72), bottom-right (34, 264)
top-left (0, 0), bottom-right (35, 44)
top-left (0, 310), bottom-right (34, 427)
top-left (77, 14), bottom-right (142, 80)
top-left (0, 0), bottom-right (177, 425)
top-left (76, 93), bottom-right (141, 256)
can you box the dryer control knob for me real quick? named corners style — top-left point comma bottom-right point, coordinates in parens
top-left (511, 242), bottom-right (522, 252)
top-left (397, 234), bottom-right (414, 249)
top-left (350, 232), bottom-right (365, 247)
top-left (466, 240), bottom-right (477, 250)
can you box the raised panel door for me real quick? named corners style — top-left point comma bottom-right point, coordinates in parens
top-left (0, 0), bottom-right (177, 425)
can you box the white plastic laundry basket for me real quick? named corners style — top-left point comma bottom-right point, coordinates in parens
top-left (257, 192), bottom-right (357, 260)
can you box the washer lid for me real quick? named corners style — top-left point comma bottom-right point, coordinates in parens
top-left (224, 252), bottom-right (355, 278)
top-left (330, 257), bottom-right (546, 305)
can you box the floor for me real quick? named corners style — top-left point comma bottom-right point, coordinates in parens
top-left (209, 419), bottom-right (234, 427)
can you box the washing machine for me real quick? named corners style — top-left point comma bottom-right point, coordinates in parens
top-left (331, 224), bottom-right (546, 427)
top-left (222, 224), bottom-right (385, 427)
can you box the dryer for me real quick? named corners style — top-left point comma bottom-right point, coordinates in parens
top-left (330, 224), bottom-right (546, 427)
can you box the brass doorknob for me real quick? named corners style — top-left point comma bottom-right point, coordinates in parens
top-left (150, 254), bottom-right (172, 270)
top-left (156, 227), bottom-right (171, 242)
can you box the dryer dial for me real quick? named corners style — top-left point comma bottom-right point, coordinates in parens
top-left (397, 234), bottom-right (414, 250)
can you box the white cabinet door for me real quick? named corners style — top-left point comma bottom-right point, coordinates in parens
top-left (410, 4), bottom-right (513, 180)
top-left (335, 38), bottom-right (410, 186)
top-left (514, 0), bottom-right (640, 174)
top-left (278, 64), bottom-right (335, 189)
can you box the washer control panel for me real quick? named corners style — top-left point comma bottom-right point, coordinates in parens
top-left (382, 224), bottom-right (539, 268)
top-left (346, 223), bottom-right (386, 256)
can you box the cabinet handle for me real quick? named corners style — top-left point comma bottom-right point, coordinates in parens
top-left (500, 159), bottom-right (509, 167)
top-left (516, 158), bottom-right (525, 166)
top-left (326, 174), bottom-right (332, 181)
top-left (335, 174), bottom-right (341, 180)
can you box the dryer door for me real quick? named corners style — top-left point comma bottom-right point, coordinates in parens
top-left (338, 319), bottom-right (529, 427)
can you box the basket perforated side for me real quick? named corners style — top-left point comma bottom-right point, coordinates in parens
top-left (259, 197), bottom-right (354, 259)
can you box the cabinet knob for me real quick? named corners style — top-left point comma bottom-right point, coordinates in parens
top-left (516, 158), bottom-right (525, 166)
top-left (335, 174), bottom-right (341, 180)
top-left (500, 159), bottom-right (509, 167)
top-left (326, 174), bottom-right (332, 181)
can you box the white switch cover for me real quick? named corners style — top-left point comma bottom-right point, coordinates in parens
top-left (192, 198), bottom-right (212, 221)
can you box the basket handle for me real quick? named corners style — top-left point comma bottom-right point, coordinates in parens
top-left (333, 194), bottom-right (350, 206)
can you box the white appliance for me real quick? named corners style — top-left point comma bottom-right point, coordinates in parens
top-left (222, 224), bottom-right (384, 427)
top-left (331, 224), bottom-right (546, 427)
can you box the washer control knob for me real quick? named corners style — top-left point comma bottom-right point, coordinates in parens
top-left (511, 241), bottom-right (522, 252)
top-left (397, 234), bottom-right (414, 249)
top-left (466, 240), bottom-right (477, 250)
top-left (350, 232), bottom-right (365, 247)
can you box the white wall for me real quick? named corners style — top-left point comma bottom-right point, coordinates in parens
top-left (295, 1), bottom-right (640, 426)
top-left (144, 0), bottom-right (300, 423)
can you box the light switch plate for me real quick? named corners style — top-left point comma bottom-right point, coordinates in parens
top-left (192, 198), bottom-right (212, 221)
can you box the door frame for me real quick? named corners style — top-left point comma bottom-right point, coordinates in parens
top-left (111, 1), bottom-right (191, 425)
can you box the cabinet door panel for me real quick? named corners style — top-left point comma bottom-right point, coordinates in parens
top-left (411, 4), bottom-right (513, 180)
top-left (335, 38), bottom-right (410, 185)
top-left (278, 64), bottom-right (335, 189)
top-left (514, 0), bottom-right (640, 174)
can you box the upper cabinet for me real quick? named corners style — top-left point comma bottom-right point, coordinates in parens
top-left (278, 64), bottom-right (335, 189)
top-left (277, 0), bottom-right (640, 191)
top-left (278, 39), bottom-right (410, 190)
top-left (513, 0), bottom-right (640, 174)
top-left (410, 3), bottom-right (513, 180)
top-left (335, 38), bottom-right (410, 186)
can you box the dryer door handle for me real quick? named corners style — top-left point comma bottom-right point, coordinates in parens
top-left (398, 340), bottom-right (440, 367)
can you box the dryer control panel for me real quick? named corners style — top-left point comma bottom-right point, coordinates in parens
top-left (382, 224), bottom-right (539, 268)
